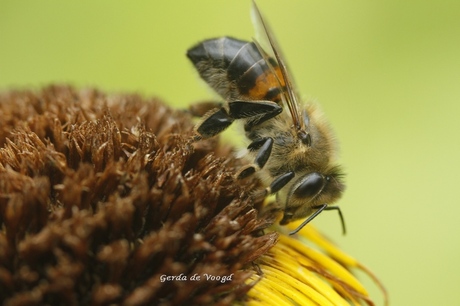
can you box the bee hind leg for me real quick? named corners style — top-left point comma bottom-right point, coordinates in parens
top-left (228, 99), bottom-right (283, 131)
top-left (194, 107), bottom-right (234, 140)
top-left (236, 137), bottom-right (273, 179)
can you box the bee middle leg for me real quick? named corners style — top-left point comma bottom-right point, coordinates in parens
top-left (193, 107), bottom-right (235, 140)
top-left (193, 100), bottom-right (281, 141)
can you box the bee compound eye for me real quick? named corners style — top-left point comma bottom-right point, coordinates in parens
top-left (293, 172), bottom-right (324, 198)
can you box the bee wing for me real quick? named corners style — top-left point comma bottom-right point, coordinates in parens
top-left (251, 1), bottom-right (304, 131)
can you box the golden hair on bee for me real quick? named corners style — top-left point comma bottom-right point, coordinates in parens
top-left (187, 1), bottom-right (345, 235)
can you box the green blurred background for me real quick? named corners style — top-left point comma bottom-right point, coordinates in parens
top-left (1, 0), bottom-right (460, 305)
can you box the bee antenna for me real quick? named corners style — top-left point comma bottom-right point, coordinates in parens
top-left (288, 204), bottom-right (346, 235)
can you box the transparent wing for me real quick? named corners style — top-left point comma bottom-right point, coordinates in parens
top-left (251, 0), bottom-right (304, 131)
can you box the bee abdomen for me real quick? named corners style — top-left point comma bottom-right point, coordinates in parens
top-left (187, 37), bottom-right (247, 69)
top-left (187, 37), bottom-right (283, 101)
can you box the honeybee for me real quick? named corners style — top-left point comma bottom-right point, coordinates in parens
top-left (187, 2), bottom-right (345, 235)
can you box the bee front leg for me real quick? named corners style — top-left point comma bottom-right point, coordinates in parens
top-left (237, 137), bottom-right (274, 179)
top-left (247, 170), bottom-right (295, 206)
top-left (265, 171), bottom-right (295, 195)
top-left (194, 107), bottom-right (234, 140)
top-left (251, 171), bottom-right (296, 202)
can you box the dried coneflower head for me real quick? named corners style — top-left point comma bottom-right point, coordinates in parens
top-left (0, 85), bottom-right (387, 306)
top-left (0, 85), bottom-right (278, 305)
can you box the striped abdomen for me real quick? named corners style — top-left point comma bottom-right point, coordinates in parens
top-left (187, 37), bottom-right (285, 102)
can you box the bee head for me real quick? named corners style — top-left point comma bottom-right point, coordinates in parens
top-left (280, 167), bottom-right (345, 225)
